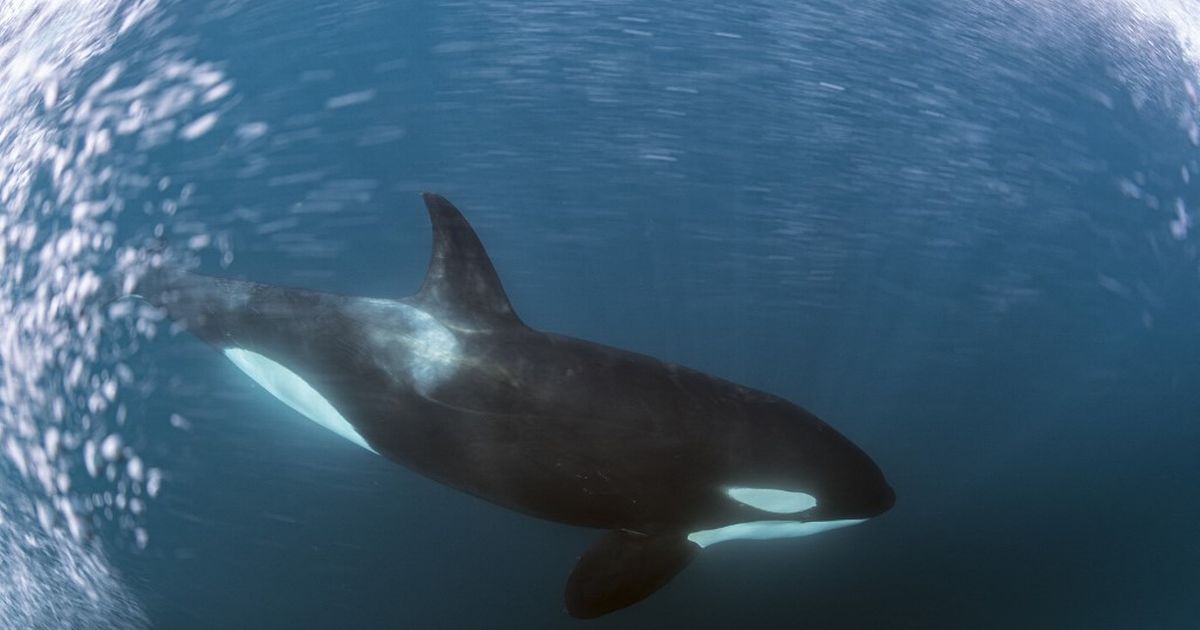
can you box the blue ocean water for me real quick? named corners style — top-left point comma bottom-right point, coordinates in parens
top-left (2, 0), bottom-right (1200, 628)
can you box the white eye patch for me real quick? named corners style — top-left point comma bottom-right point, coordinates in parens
top-left (725, 487), bottom-right (817, 513)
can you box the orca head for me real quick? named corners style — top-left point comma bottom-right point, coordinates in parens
top-left (687, 398), bottom-right (893, 548)
top-left (750, 397), bottom-right (894, 517)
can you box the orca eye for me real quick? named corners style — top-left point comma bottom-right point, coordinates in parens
top-left (724, 487), bottom-right (817, 513)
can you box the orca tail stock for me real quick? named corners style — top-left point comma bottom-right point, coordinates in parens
top-left (94, 235), bottom-right (202, 333)
top-left (97, 237), bottom-right (169, 305)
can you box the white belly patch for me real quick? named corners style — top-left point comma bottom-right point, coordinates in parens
top-left (224, 348), bottom-right (377, 454)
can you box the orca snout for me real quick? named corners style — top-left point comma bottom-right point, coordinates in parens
top-left (816, 445), bottom-right (895, 520)
top-left (869, 480), bottom-right (896, 516)
top-left (841, 453), bottom-right (895, 519)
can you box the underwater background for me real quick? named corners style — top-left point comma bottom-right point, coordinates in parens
top-left (1, 0), bottom-right (1198, 628)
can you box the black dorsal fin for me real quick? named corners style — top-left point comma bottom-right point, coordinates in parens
top-left (415, 193), bottom-right (521, 329)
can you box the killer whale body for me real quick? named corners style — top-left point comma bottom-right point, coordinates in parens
top-left (136, 193), bottom-right (894, 618)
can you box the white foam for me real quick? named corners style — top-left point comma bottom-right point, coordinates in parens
top-left (1, 0), bottom-right (238, 570)
top-left (325, 89), bottom-right (377, 110)
top-left (179, 112), bottom-right (218, 140)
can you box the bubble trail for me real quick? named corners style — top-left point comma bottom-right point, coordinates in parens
top-left (0, 0), bottom-right (234, 627)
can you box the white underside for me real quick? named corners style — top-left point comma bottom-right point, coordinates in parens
top-left (691, 486), bottom-right (864, 548)
top-left (687, 518), bottom-right (866, 548)
top-left (224, 348), bottom-right (377, 454)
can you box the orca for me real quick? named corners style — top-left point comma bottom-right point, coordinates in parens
top-left (134, 193), bottom-right (894, 618)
